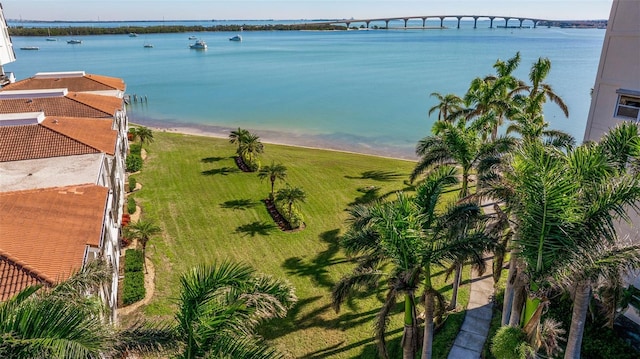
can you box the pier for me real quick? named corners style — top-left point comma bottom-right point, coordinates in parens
top-left (314, 15), bottom-right (547, 29)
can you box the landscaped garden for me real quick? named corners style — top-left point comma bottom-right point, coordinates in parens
top-left (127, 131), bottom-right (471, 358)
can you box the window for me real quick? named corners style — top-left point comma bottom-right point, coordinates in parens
top-left (615, 89), bottom-right (640, 121)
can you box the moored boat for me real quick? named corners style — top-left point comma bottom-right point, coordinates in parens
top-left (67, 39), bottom-right (82, 44)
top-left (20, 46), bottom-right (39, 50)
top-left (229, 34), bottom-right (242, 42)
top-left (189, 39), bottom-right (207, 50)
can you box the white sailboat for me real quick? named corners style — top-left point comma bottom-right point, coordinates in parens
top-left (46, 28), bottom-right (57, 41)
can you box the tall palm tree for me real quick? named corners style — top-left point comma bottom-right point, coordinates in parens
top-left (332, 167), bottom-right (492, 359)
top-left (275, 185), bottom-right (306, 219)
top-left (125, 219), bottom-right (162, 273)
top-left (0, 260), bottom-right (114, 359)
top-left (428, 92), bottom-right (464, 123)
top-left (118, 262), bottom-right (297, 359)
top-left (258, 162), bottom-right (287, 199)
top-left (135, 126), bottom-right (155, 145)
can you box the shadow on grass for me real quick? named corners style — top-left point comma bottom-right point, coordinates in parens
top-left (300, 325), bottom-right (404, 359)
top-left (349, 186), bottom-right (380, 206)
top-left (282, 229), bottom-right (348, 289)
top-left (200, 156), bottom-right (227, 163)
top-left (234, 221), bottom-right (277, 237)
top-left (345, 170), bottom-right (405, 182)
top-left (220, 199), bottom-right (258, 210)
top-left (201, 167), bottom-right (240, 176)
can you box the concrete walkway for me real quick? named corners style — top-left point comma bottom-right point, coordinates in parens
top-left (448, 256), bottom-right (495, 359)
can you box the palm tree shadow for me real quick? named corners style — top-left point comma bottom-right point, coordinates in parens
top-left (202, 167), bottom-right (240, 176)
top-left (220, 199), bottom-right (258, 210)
top-left (349, 186), bottom-right (380, 206)
top-left (345, 170), bottom-right (404, 182)
top-left (235, 221), bottom-right (277, 237)
top-left (282, 229), bottom-right (348, 289)
top-left (201, 156), bottom-right (226, 163)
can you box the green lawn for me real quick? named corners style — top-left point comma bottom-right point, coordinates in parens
top-left (130, 131), bottom-right (470, 358)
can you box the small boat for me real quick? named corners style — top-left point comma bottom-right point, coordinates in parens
top-left (46, 28), bottom-right (56, 41)
top-left (129, 32), bottom-right (138, 37)
top-left (189, 39), bottom-right (207, 50)
top-left (20, 46), bottom-right (39, 50)
top-left (188, 36), bottom-right (197, 40)
top-left (143, 43), bottom-right (154, 48)
top-left (67, 39), bottom-right (82, 44)
top-left (229, 34), bottom-right (242, 42)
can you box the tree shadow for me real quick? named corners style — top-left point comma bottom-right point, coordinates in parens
top-left (345, 170), bottom-right (404, 182)
top-left (220, 199), bottom-right (258, 210)
top-left (200, 156), bottom-right (226, 163)
top-left (201, 167), bottom-right (240, 176)
top-left (234, 221), bottom-right (277, 237)
top-left (349, 186), bottom-right (381, 206)
top-left (282, 229), bottom-right (348, 289)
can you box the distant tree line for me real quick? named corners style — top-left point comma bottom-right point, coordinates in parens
top-left (8, 23), bottom-right (345, 36)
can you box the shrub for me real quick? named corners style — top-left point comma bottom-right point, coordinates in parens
top-left (128, 176), bottom-right (137, 192)
top-left (126, 154), bottom-right (143, 172)
top-left (124, 249), bottom-right (144, 272)
top-left (122, 271), bottom-right (145, 305)
top-left (490, 326), bottom-right (529, 359)
top-left (129, 143), bottom-right (142, 156)
top-left (274, 200), bottom-right (304, 229)
top-left (127, 197), bottom-right (137, 215)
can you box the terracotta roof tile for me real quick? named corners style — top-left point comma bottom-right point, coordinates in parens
top-left (3, 73), bottom-right (126, 92)
top-left (0, 185), bottom-right (108, 287)
top-left (0, 124), bottom-right (99, 162)
top-left (42, 116), bottom-right (117, 155)
top-left (0, 92), bottom-right (122, 118)
top-left (0, 254), bottom-right (51, 301)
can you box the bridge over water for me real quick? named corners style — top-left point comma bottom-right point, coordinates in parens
top-left (314, 15), bottom-right (547, 29)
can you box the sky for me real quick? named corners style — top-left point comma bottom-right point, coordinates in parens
top-left (2, 0), bottom-right (614, 22)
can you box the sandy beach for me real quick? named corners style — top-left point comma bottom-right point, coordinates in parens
top-left (132, 117), bottom-right (419, 161)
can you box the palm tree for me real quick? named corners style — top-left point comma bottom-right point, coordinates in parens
top-left (118, 262), bottom-right (297, 359)
top-left (135, 126), bottom-right (155, 145)
top-left (481, 138), bottom-right (640, 357)
top-left (333, 167), bottom-right (492, 359)
top-left (428, 92), bottom-right (464, 123)
top-left (275, 185), bottom-right (306, 219)
top-left (125, 219), bottom-right (162, 273)
top-left (258, 162), bottom-right (287, 199)
top-left (0, 260), bottom-right (114, 359)
top-left (237, 133), bottom-right (264, 169)
top-left (229, 127), bottom-right (250, 150)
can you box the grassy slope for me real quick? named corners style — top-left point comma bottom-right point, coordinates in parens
top-left (132, 131), bottom-right (469, 358)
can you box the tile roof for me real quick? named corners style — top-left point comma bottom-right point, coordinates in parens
top-left (42, 116), bottom-right (117, 155)
top-left (2, 73), bottom-right (126, 92)
top-left (0, 185), bottom-right (108, 293)
top-left (0, 92), bottom-right (123, 118)
top-left (0, 124), bottom-right (99, 162)
top-left (0, 254), bottom-right (51, 301)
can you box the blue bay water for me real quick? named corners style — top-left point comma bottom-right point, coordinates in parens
top-left (6, 21), bottom-right (605, 158)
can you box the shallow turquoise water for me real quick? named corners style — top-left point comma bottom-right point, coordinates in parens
top-left (7, 22), bottom-right (605, 158)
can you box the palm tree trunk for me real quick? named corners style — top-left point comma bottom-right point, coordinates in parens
top-left (509, 273), bottom-right (526, 327)
top-left (564, 283), bottom-right (591, 359)
top-left (402, 293), bottom-right (418, 359)
top-left (421, 269), bottom-right (435, 359)
top-left (501, 253), bottom-right (518, 326)
top-left (448, 263), bottom-right (462, 310)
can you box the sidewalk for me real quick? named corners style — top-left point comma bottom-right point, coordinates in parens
top-left (448, 256), bottom-right (494, 359)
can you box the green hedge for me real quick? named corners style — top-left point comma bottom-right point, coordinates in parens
top-left (128, 176), bottom-right (137, 192)
top-left (129, 143), bottom-right (142, 156)
top-left (127, 197), bottom-right (137, 215)
top-left (275, 200), bottom-right (304, 229)
top-left (122, 249), bottom-right (145, 306)
top-left (124, 249), bottom-right (144, 272)
top-left (122, 271), bottom-right (145, 305)
top-left (126, 154), bottom-right (143, 172)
